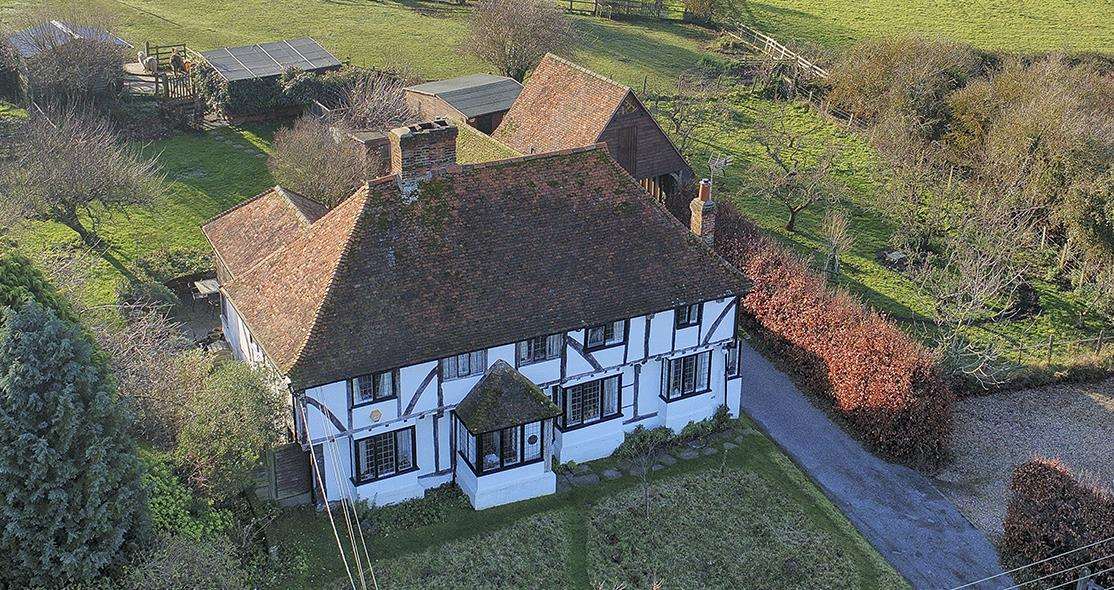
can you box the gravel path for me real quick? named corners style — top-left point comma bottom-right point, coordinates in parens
top-left (934, 378), bottom-right (1114, 539)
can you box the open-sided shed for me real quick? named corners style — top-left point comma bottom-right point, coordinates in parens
top-left (404, 74), bottom-right (522, 134)
top-left (199, 38), bottom-right (341, 82)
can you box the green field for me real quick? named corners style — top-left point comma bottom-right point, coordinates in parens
top-left (741, 0), bottom-right (1113, 53)
top-left (268, 421), bottom-right (906, 590)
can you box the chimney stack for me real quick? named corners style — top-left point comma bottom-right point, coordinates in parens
top-left (388, 118), bottom-right (458, 199)
top-left (690, 178), bottom-right (715, 246)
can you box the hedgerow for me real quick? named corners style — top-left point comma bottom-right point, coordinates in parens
top-left (713, 204), bottom-right (954, 467)
top-left (1003, 458), bottom-right (1114, 587)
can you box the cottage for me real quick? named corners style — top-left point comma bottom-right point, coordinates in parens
top-left (203, 118), bottom-right (746, 510)
top-left (404, 74), bottom-right (522, 134)
top-left (494, 53), bottom-right (692, 200)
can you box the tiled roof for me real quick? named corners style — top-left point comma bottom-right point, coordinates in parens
top-left (493, 54), bottom-right (630, 155)
top-left (455, 360), bottom-right (562, 433)
top-left (202, 186), bottom-right (328, 279)
top-left (211, 146), bottom-right (745, 389)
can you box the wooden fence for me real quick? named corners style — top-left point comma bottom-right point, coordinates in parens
top-left (725, 24), bottom-right (829, 80)
top-left (564, 0), bottom-right (686, 20)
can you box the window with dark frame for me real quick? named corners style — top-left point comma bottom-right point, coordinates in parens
top-left (726, 342), bottom-right (740, 378)
top-left (516, 334), bottom-right (562, 365)
top-left (441, 350), bottom-right (487, 380)
top-left (674, 303), bottom-right (702, 329)
top-left (585, 320), bottom-right (625, 350)
top-left (354, 427), bottom-right (416, 483)
top-left (662, 351), bottom-right (712, 401)
top-left (558, 375), bottom-right (621, 429)
top-left (458, 420), bottom-right (545, 475)
top-left (353, 369), bottom-right (398, 404)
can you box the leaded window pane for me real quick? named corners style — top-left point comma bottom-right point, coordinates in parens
top-left (546, 334), bottom-right (562, 357)
top-left (603, 377), bottom-right (619, 416)
top-left (481, 432), bottom-right (500, 472)
top-left (501, 427), bottom-right (521, 466)
top-left (524, 422), bottom-right (542, 461)
top-left (395, 430), bottom-right (413, 471)
top-left (376, 432), bottom-right (396, 477)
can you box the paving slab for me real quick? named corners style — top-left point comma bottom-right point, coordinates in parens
top-left (601, 468), bottom-right (623, 480)
top-left (740, 343), bottom-right (1011, 590)
top-left (677, 448), bottom-right (699, 460)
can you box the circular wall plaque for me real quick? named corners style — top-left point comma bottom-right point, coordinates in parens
top-left (527, 434), bottom-right (538, 445)
top-left (370, 409), bottom-right (382, 422)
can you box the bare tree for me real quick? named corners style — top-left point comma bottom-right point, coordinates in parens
top-left (652, 71), bottom-right (727, 157)
top-left (268, 116), bottom-right (365, 208)
top-left (462, 0), bottom-right (574, 82)
top-left (337, 70), bottom-right (419, 131)
top-left (5, 0), bottom-right (127, 107)
top-left (751, 116), bottom-right (845, 232)
top-left (0, 110), bottom-right (163, 246)
top-left (619, 427), bottom-right (670, 519)
top-left (821, 209), bottom-right (853, 276)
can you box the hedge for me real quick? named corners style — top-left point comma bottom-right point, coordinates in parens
top-left (713, 203), bottom-right (954, 467)
top-left (0, 251), bottom-right (79, 323)
top-left (192, 64), bottom-right (365, 118)
top-left (1004, 458), bottom-right (1114, 587)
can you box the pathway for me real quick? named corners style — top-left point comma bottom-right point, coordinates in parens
top-left (739, 343), bottom-right (1012, 590)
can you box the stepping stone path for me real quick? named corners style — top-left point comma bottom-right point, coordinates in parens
top-left (701, 447), bottom-right (718, 456)
top-left (678, 448), bottom-right (699, 460)
top-left (570, 473), bottom-right (600, 487)
top-left (601, 469), bottom-right (623, 480)
top-left (656, 453), bottom-right (677, 466)
top-left (723, 442), bottom-right (738, 450)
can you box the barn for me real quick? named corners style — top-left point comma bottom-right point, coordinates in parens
top-left (494, 53), bottom-right (692, 199)
top-left (404, 74), bottom-right (522, 134)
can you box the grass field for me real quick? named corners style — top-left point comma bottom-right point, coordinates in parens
top-left (267, 420), bottom-right (907, 590)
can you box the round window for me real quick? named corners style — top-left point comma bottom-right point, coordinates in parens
top-left (527, 435), bottom-right (538, 445)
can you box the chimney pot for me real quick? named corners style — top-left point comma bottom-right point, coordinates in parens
top-left (690, 179), bottom-right (715, 246)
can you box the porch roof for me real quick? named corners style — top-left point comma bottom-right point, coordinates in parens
top-left (455, 361), bottom-right (561, 434)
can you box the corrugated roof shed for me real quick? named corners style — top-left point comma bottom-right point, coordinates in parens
top-left (406, 74), bottom-right (522, 118)
top-left (200, 38), bottom-right (341, 82)
top-left (8, 20), bottom-right (131, 59)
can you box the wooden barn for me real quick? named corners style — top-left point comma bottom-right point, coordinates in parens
top-left (494, 54), bottom-right (692, 199)
top-left (404, 74), bottom-right (522, 134)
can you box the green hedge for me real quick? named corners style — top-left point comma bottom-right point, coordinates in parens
top-left (193, 64), bottom-right (365, 117)
top-left (0, 251), bottom-right (78, 323)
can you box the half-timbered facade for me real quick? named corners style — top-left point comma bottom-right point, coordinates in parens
top-left (204, 118), bottom-right (745, 510)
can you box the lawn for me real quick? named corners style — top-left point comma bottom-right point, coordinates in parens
top-left (677, 92), bottom-right (1108, 364)
top-left (266, 419), bottom-right (907, 589)
top-left (739, 0), bottom-right (1113, 53)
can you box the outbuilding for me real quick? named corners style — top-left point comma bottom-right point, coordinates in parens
top-left (404, 74), bottom-right (522, 134)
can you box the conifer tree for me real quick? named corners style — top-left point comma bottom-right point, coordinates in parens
top-left (0, 302), bottom-right (148, 587)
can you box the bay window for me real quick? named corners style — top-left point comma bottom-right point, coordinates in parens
top-left (457, 421), bottom-right (545, 475)
top-left (558, 375), bottom-right (621, 429)
top-left (726, 341), bottom-right (740, 378)
top-left (662, 351), bottom-right (712, 401)
top-left (354, 427), bottom-right (416, 483)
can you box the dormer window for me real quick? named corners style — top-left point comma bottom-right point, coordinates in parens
top-left (441, 350), bottom-right (487, 381)
top-left (585, 320), bottom-right (625, 351)
top-left (517, 334), bottom-right (562, 365)
top-left (675, 303), bottom-right (701, 329)
top-left (353, 370), bottom-right (398, 405)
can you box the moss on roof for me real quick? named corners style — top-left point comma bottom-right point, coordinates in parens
top-left (455, 360), bottom-right (561, 434)
top-left (454, 125), bottom-right (520, 165)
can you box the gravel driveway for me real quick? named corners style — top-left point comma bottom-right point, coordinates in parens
top-left (934, 378), bottom-right (1114, 539)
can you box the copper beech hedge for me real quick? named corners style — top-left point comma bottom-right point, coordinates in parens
top-left (1004, 458), bottom-right (1114, 587)
top-left (713, 205), bottom-right (954, 467)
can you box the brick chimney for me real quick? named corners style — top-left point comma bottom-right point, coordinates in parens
top-left (690, 178), bottom-right (715, 246)
top-left (388, 118), bottom-right (458, 200)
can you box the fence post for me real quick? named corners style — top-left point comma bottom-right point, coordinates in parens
top-left (1097, 328), bottom-right (1106, 355)
top-left (847, 113), bottom-right (854, 129)
top-left (1016, 340), bottom-right (1024, 364)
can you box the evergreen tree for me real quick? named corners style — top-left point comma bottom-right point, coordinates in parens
top-left (0, 301), bottom-right (148, 587)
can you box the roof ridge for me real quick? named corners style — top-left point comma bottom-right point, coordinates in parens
top-left (541, 53), bottom-right (629, 93)
top-left (274, 186), bottom-right (324, 225)
top-left (201, 186), bottom-right (278, 231)
top-left (285, 186), bottom-right (374, 375)
top-left (458, 143), bottom-right (604, 173)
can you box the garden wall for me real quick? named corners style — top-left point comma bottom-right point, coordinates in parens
top-left (712, 203), bottom-right (954, 467)
top-left (1004, 458), bottom-right (1114, 587)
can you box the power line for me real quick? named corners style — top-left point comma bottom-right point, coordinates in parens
top-left (300, 402), bottom-right (357, 590)
top-left (948, 535), bottom-right (1114, 590)
top-left (1002, 554), bottom-right (1114, 590)
top-left (1042, 564), bottom-right (1113, 590)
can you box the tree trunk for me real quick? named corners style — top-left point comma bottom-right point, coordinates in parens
top-left (785, 207), bottom-right (800, 232)
top-left (60, 217), bottom-right (98, 248)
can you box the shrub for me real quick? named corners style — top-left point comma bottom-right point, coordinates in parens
top-left (0, 302), bottom-right (149, 587)
top-left (357, 483), bottom-right (471, 537)
top-left (0, 250), bottom-right (78, 322)
top-left (1003, 458), bottom-right (1114, 587)
top-left (268, 116), bottom-right (365, 208)
top-left (140, 449), bottom-right (233, 540)
top-left (715, 203), bottom-right (954, 467)
top-left (615, 425), bottom-right (674, 458)
top-left (135, 247), bottom-right (211, 284)
top-left (123, 533), bottom-right (249, 590)
top-left (193, 64), bottom-right (370, 118)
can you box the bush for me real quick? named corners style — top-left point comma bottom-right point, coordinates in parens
top-left (123, 533), bottom-right (249, 590)
top-left (615, 425), bottom-right (674, 458)
top-left (357, 483), bottom-right (471, 537)
top-left (715, 204), bottom-right (954, 467)
top-left (135, 247), bottom-right (211, 284)
top-left (194, 64), bottom-right (369, 118)
top-left (1003, 458), bottom-right (1114, 587)
top-left (140, 450), bottom-right (233, 540)
top-left (0, 250), bottom-right (78, 322)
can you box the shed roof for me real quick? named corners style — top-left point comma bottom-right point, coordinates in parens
top-left (200, 37), bottom-right (341, 82)
top-left (406, 74), bottom-right (522, 118)
top-left (8, 20), bottom-right (131, 59)
top-left (455, 361), bottom-right (562, 433)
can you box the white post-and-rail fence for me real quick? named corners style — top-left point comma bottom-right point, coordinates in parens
top-left (724, 24), bottom-right (830, 80)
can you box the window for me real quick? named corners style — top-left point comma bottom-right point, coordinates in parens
top-left (726, 342), bottom-right (740, 378)
top-left (559, 375), bottom-right (621, 429)
top-left (585, 320), bottom-right (625, 350)
top-left (675, 303), bottom-right (702, 329)
top-left (354, 427), bottom-right (416, 483)
top-left (354, 370), bottom-right (397, 404)
top-left (463, 421), bottom-right (546, 475)
top-left (517, 334), bottom-right (562, 365)
top-left (662, 351), bottom-right (712, 401)
top-left (441, 350), bottom-right (486, 380)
